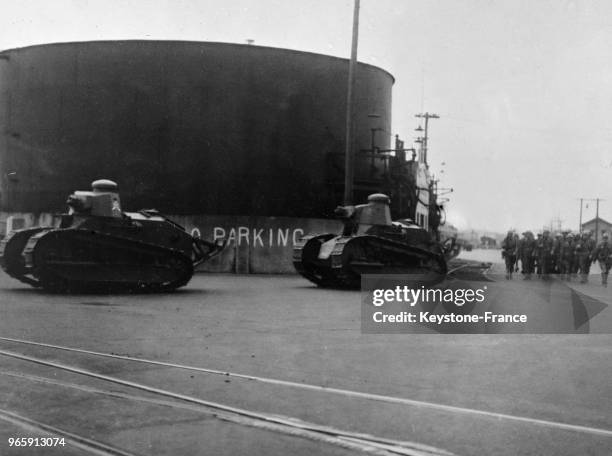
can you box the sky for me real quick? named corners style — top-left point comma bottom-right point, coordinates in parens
top-left (1, 0), bottom-right (611, 233)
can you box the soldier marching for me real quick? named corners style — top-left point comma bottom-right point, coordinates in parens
top-left (592, 233), bottom-right (612, 287)
top-left (501, 231), bottom-right (519, 279)
top-left (502, 229), bottom-right (610, 286)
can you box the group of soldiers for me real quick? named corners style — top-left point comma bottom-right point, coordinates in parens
top-left (501, 230), bottom-right (612, 286)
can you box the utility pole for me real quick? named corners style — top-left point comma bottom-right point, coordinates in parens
top-left (551, 213), bottom-right (563, 232)
top-left (415, 112), bottom-right (439, 166)
top-left (579, 198), bottom-right (583, 233)
top-left (343, 0), bottom-right (360, 205)
top-left (596, 198), bottom-right (600, 243)
top-left (579, 197), bottom-right (605, 243)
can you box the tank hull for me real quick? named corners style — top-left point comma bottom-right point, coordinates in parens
top-left (0, 212), bottom-right (223, 292)
top-left (293, 231), bottom-right (448, 289)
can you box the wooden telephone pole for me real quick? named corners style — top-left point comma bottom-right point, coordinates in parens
top-left (579, 198), bottom-right (605, 243)
top-left (415, 112), bottom-right (439, 165)
top-left (343, 0), bottom-right (360, 205)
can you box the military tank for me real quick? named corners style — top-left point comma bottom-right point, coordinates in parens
top-left (293, 194), bottom-right (448, 288)
top-left (0, 180), bottom-right (224, 292)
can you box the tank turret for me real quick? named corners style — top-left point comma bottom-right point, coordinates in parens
top-left (335, 193), bottom-right (393, 236)
top-left (67, 179), bottom-right (122, 218)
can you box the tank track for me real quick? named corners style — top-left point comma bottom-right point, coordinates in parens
top-left (3, 228), bottom-right (194, 292)
top-left (293, 234), bottom-right (338, 287)
top-left (0, 228), bottom-right (53, 287)
top-left (294, 234), bottom-right (447, 289)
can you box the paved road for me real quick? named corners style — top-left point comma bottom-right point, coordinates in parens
top-left (0, 251), bottom-right (610, 455)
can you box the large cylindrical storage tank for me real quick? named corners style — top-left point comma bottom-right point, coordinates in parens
top-left (0, 40), bottom-right (393, 217)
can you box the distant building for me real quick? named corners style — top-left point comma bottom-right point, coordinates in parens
top-left (458, 230), bottom-right (479, 245)
top-left (581, 217), bottom-right (612, 241)
top-left (480, 236), bottom-right (497, 248)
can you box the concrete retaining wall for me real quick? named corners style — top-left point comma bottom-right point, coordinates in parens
top-left (0, 212), bottom-right (343, 274)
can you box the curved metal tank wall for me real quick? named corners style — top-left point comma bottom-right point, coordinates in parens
top-left (0, 41), bottom-right (393, 216)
